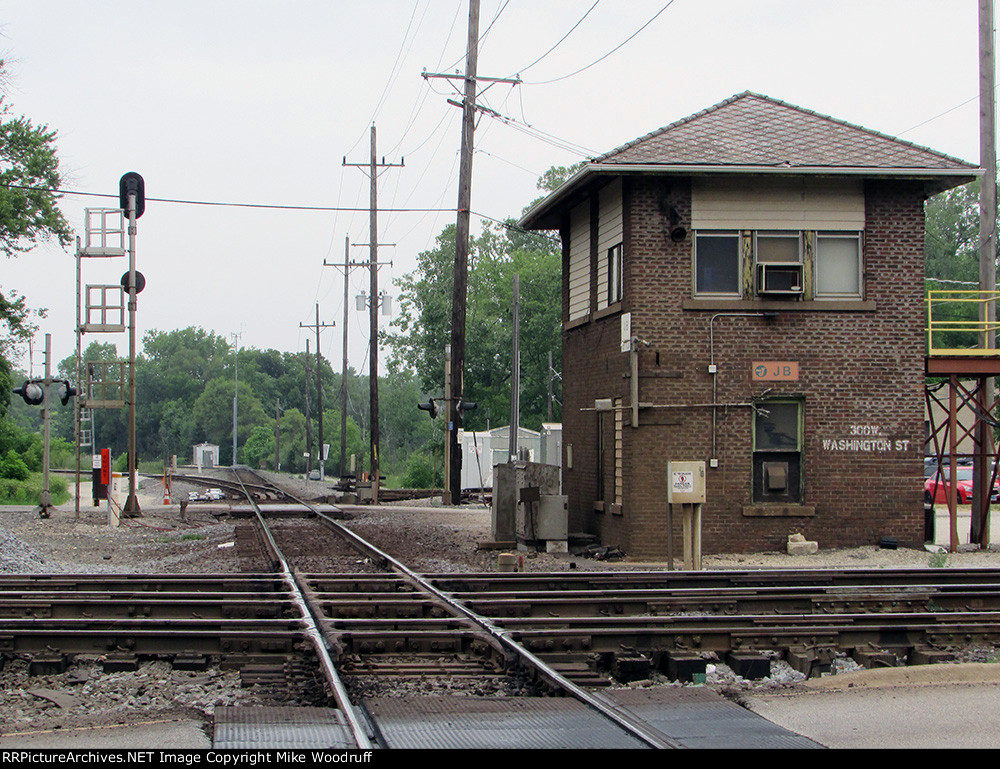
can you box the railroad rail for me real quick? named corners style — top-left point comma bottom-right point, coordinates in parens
top-left (5, 467), bottom-right (1000, 748)
top-left (231, 466), bottom-right (682, 749)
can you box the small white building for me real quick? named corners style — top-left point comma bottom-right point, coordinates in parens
top-left (459, 426), bottom-right (559, 490)
top-left (193, 443), bottom-right (219, 471)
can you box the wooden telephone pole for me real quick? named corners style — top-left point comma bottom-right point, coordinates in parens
top-left (974, 0), bottom-right (998, 546)
top-left (300, 304), bottom-right (334, 480)
top-left (343, 125), bottom-right (402, 503)
top-left (323, 236), bottom-right (361, 479)
top-left (423, 0), bottom-right (520, 504)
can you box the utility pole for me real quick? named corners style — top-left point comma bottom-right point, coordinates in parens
top-left (323, 236), bottom-right (365, 479)
top-left (274, 397), bottom-right (281, 472)
top-left (343, 125), bottom-right (402, 503)
top-left (509, 274), bottom-right (520, 462)
top-left (304, 339), bottom-right (312, 477)
top-left (975, 0), bottom-right (998, 547)
top-left (443, 344), bottom-right (452, 503)
top-left (231, 331), bottom-right (241, 467)
top-left (423, 0), bottom-right (520, 504)
top-left (300, 304), bottom-right (334, 480)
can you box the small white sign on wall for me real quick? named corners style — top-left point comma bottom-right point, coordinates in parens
top-left (621, 312), bottom-right (632, 352)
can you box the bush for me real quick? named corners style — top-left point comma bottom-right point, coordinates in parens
top-left (49, 439), bottom-right (76, 469)
top-left (0, 449), bottom-right (29, 481)
top-left (400, 451), bottom-right (442, 489)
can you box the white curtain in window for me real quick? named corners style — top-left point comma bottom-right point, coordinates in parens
top-left (816, 236), bottom-right (860, 296)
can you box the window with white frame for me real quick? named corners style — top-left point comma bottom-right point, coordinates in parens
top-left (694, 229), bottom-right (864, 300)
top-left (814, 232), bottom-right (862, 298)
top-left (694, 231), bottom-right (741, 296)
top-left (607, 243), bottom-right (623, 305)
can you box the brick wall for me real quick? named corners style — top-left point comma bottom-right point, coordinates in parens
top-left (562, 175), bottom-right (927, 558)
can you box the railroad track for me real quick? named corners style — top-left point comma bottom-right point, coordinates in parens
top-left (5, 466), bottom-right (1000, 748)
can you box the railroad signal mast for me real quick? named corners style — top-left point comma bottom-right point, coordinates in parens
top-left (121, 172), bottom-right (145, 516)
top-left (72, 173), bottom-right (144, 520)
top-left (14, 334), bottom-right (77, 517)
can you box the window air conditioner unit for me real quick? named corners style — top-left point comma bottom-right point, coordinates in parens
top-left (757, 262), bottom-right (803, 295)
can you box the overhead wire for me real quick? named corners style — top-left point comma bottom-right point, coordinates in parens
top-left (1, 183), bottom-right (459, 214)
top-left (521, 0), bottom-right (676, 86)
top-left (342, 0), bottom-right (423, 159)
top-left (508, 0), bottom-right (600, 78)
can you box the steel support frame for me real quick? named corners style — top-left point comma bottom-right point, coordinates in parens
top-left (925, 375), bottom-right (999, 550)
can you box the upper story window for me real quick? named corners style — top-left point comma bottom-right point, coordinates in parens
top-left (694, 229), bottom-right (863, 300)
top-left (694, 231), bottom-right (741, 296)
top-left (815, 232), bottom-right (862, 298)
top-left (690, 178), bottom-right (865, 303)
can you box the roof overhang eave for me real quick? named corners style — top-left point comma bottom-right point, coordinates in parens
top-left (519, 163), bottom-right (980, 229)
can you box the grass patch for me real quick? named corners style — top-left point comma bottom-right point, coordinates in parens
top-left (928, 551), bottom-right (950, 568)
top-left (0, 474), bottom-right (69, 505)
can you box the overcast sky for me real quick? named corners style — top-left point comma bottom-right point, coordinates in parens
top-left (0, 0), bottom-right (983, 378)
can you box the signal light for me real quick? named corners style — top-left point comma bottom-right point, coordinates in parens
top-left (13, 380), bottom-right (44, 406)
top-left (119, 171), bottom-right (145, 218)
top-left (121, 270), bottom-right (146, 295)
top-left (57, 380), bottom-right (77, 406)
top-left (417, 399), bottom-right (438, 419)
top-left (458, 400), bottom-right (477, 414)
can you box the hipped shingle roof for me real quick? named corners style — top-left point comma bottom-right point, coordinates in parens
top-left (520, 92), bottom-right (977, 229)
top-left (593, 91), bottom-right (975, 170)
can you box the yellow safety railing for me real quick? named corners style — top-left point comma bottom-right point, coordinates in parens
top-left (926, 290), bottom-right (1000, 356)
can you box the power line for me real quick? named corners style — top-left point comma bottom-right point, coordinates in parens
top-left (510, 0), bottom-right (600, 77)
top-left (898, 95), bottom-right (980, 136)
top-left (522, 0), bottom-right (676, 86)
top-left (2, 183), bottom-right (457, 214)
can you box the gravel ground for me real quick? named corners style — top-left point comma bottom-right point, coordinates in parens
top-left (3, 472), bottom-right (1000, 742)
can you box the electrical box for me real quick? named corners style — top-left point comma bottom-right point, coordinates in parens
top-left (667, 461), bottom-right (706, 504)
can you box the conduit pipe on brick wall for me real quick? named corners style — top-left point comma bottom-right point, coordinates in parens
top-left (709, 313), bottom-right (773, 463)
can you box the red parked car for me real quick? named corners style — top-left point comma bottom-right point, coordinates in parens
top-left (924, 466), bottom-right (1000, 504)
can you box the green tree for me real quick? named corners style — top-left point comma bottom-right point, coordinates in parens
top-left (277, 407), bottom-right (307, 473)
top-left (241, 424), bottom-right (275, 468)
top-left (925, 179), bottom-right (982, 286)
top-left (385, 219), bottom-right (562, 432)
top-left (924, 180), bottom-right (995, 351)
top-left (0, 59), bottom-right (72, 468)
top-left (192, 378), bottom-right (268, 464)
top-left (529, 161), bottom-right (586, 210)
